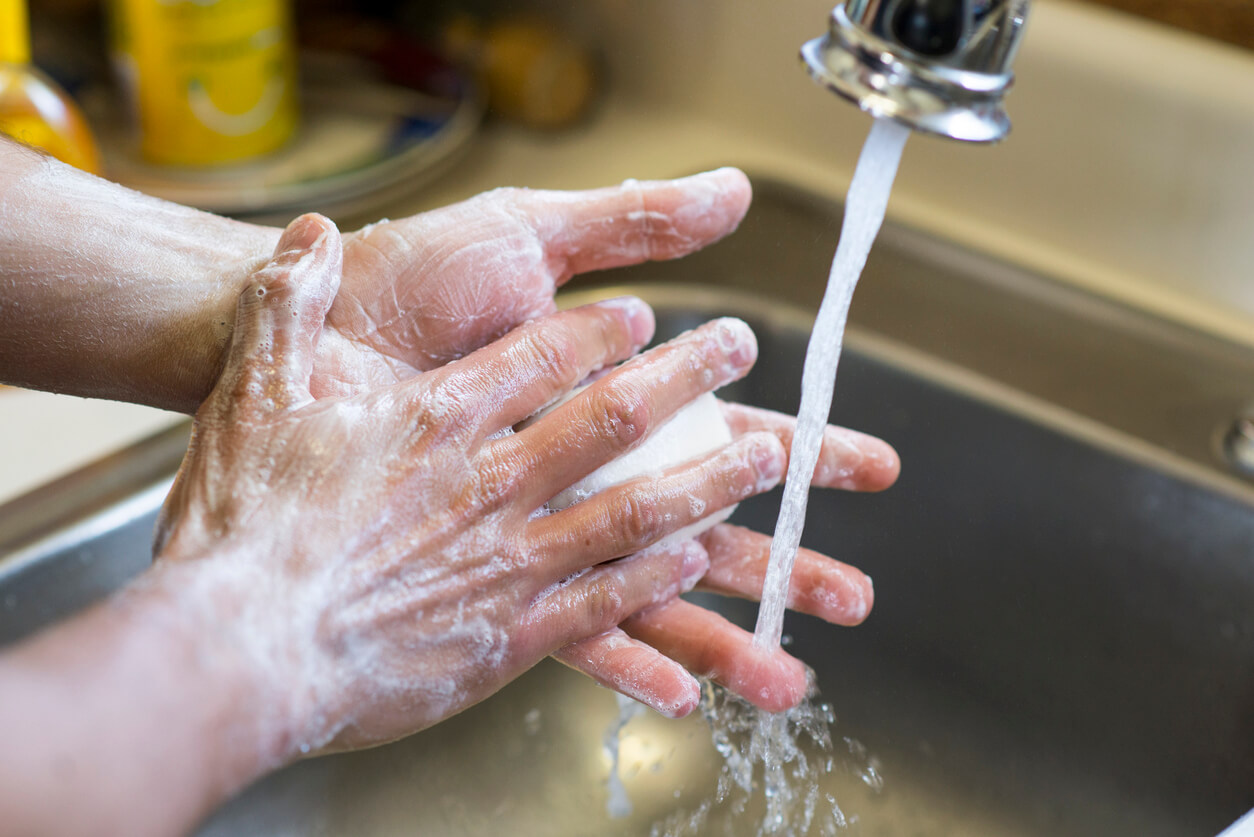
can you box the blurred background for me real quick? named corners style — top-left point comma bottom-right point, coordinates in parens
top-left (6, 0), bottom-right (1252, 227)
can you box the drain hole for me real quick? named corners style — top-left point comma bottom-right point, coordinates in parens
top-left (1222, 415), bottom-right (1254, 479)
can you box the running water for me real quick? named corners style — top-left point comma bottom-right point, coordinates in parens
top-left (649, 679), bottom-right (882, 837)
top-left (754, 117), bottom-right (911, 649)
top-left (621, 119), bottom-right (911, 836)
top-left (605, 692), bottom-right (646, 818)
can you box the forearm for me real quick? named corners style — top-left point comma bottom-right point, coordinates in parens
top-left (0, 558), bottom-right (291, 837)
top-left (0, 138), bottom-right (281, 412)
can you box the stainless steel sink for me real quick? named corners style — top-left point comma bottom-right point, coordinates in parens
top-left (2, 181), bottom-right (1252, 835)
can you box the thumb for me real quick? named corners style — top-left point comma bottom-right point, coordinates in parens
top-left (211, 213), bottom-right (343, 418)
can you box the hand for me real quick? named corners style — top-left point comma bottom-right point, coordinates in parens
top-left (0, 144), bottom-right (897, 730)
top-left (310, 168), bottom-right (753, 396)
top-left (295, 169), bottom-right (900, 716)
top-left (0, 148), bottom-right (747, 412)
top-left (155, 213), bottom-right (794, 752)
top-left (556, 404), bottom-right (899, 715)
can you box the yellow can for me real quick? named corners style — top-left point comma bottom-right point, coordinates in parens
top-left (110, 0), bottom-right (298, 166)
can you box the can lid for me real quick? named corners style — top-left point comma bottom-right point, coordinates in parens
top-left (0, 0), bottom-right (31, 65)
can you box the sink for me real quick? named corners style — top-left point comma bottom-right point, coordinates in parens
top-left (2, 182), bottom-right (1252, 835)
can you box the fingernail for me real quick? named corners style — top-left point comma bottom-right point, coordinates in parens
top-left (715, 318), bottom-right (757, 368)
top-left (752, 435), bottom-right (786, 482)
top-left (680, 542), bottom-right (709, 590)
top-left (818, 432), bottom-right (863, 487)
top-left (276, 213), bottom-right (332, 256)
top-left (659, 676), bottom-right (702, 719)
top-left (687, 166), bottom-right (741, 185)
top-left (598, 296), bottom-right (655, 348)
top-left (753, 652), bottom-right (810, 713)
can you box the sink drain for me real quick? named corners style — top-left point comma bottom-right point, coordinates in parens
top-left (1223, 414), bottom-right (1254, 479)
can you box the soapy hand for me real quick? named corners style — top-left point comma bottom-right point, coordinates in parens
top-left (556, 405), bottom-right (898, 715)
top-left (310, 168), bottom-right (754, 397)
top-left (154, 213), bottom-right (791, 750)
top-left (292, 170), bottom-right (899, 716)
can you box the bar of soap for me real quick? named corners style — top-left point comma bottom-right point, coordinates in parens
top-left (539, 389), bottom-right (736, 544)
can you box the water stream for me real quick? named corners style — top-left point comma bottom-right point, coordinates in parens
top-left (649, 118), bottom-right (911, 836)
top-left (754, 117), bottom-right (911, 649)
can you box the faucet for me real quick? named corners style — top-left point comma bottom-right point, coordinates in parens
top-left (801, 0), bottom-right (1030, 142)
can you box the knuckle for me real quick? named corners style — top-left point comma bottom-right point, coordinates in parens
top-left (519, 324), bottom-right (583, 385)
top-left (469, 452), bottom-right (522, 515)
top-left (614, 492), bottom-right (666, 549)
top-left (422, 373), bottom-right (480, 427)
top-left (404, 388), bottom-right (462, 446)
top-left (483, 187), bottom-right (539, 232)
top-left (581, 575), bottom-right (624, 629)
top-left (227, 364), bottom-right (269, 406)
top-left (589, 380), bottom-right (651, 447)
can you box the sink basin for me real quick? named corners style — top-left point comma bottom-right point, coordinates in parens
top-left (2, 182), bottom-right (1252, 835)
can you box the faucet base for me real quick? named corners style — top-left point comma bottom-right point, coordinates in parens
top-left (802, 4), bottom-right (1015, 143)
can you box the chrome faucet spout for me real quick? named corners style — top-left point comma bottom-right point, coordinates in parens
top-left (802, 0), bottom-right (1030, 142)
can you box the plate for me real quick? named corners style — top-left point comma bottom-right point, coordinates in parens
top-left (98, 53), bottom-right (483, 220)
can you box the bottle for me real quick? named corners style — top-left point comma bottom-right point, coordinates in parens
top-left (0, 0), bottom-right (102, 173)
top-left (108, 0), bottom-right (299, 167)
top-left (441, 14), bottom-right (597, 130)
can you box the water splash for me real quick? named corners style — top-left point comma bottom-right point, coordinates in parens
top-left (650, 681), bottom-right (882, 837)
top-left (605, 692), bottom-right (647, 818)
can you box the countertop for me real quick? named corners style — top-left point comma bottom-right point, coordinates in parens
top-left (0, 389), bottom-right (182, 504)
top-left (1084, 0), bottom-right (1254, 50)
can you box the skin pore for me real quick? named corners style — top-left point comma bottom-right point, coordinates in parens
top-left (0, 138), bottom-right (900, 834)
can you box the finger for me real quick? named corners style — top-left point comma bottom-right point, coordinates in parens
top-left (553, 629), bottom-right (701, 719)
top-left (417, 297), bottom-right (654, 439)
top-left (696, 523), bottom-right (873, 626)
top-left (529, 540), bottom-right (709, 657)
top-left (622, 599), bottom-right (810, 714)
top-left (499, 317), bottom-right (758, 510)
top-left (212, 214), bottom-right (343, 417)
top-left (719, 401), bottom-right (900, 491)
top-left (527, 432), bottom-right (784, 578)
top-left (510, 168), bottom-right (753, 282)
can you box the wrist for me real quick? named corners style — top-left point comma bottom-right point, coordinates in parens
top-left (0, 543), bottom-right (313, 836)
top-left (0, 142), bottom-right (285, 411)
top-left (125, 550), bottom-right (312, 794)
top-left (160, 222), bottom-right (283, 412)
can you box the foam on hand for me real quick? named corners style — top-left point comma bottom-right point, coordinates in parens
top-left (537, 389), bottom-right (736, 545)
